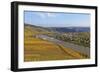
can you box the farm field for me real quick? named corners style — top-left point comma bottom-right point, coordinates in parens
top-left (24, 24), bottom-right (89, 62)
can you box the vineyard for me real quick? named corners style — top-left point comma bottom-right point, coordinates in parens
top-left (24, 24), bottom-right (89, 62)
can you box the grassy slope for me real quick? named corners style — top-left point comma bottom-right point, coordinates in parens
top-left (24, 24), bottom-right (88, 62)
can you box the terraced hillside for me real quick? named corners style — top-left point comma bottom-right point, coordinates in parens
top-left (24, 24), bottom-right (89, 62)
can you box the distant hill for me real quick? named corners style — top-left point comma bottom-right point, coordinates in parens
top-left (25, 24), bottom-right (90, 33)
top-left (25, 24), bottom-right (52, 32)
top-left (47, 27), bottom-right (90, 32)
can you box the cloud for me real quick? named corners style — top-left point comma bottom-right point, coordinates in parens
top-left (37, 13), bottom-right (45, 18)
top-left (46, 13), bottom-right (56, 17)
top-left (35, 12), bottom-right (57, 19)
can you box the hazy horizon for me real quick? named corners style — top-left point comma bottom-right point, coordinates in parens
top-left (24, 23), bottom-right (90, 28)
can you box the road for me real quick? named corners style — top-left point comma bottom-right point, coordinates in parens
top-left (35, 34), bottom-right (90, 57)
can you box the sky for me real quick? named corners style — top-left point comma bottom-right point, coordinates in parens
top-left (24, 11), bottom-right (90, 27)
